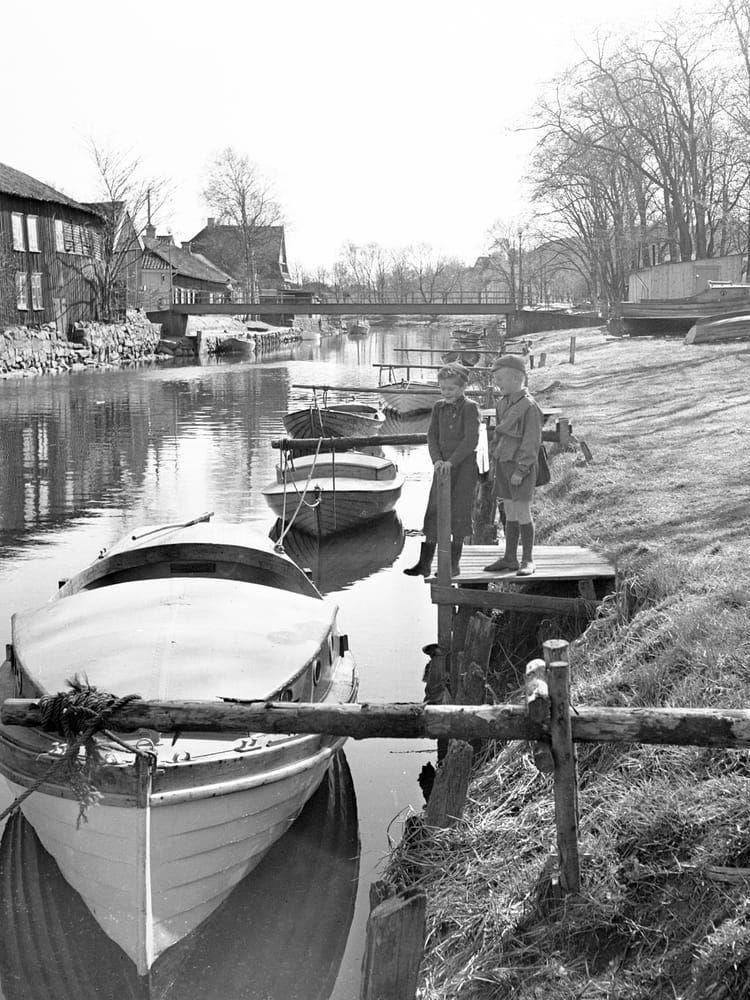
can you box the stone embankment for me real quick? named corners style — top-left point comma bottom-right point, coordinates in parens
top-left (1, 310), bottom-right (163, 378)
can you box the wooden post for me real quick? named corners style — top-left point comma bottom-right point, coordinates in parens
top-left (568, 336), bottom-right (577, 364)
top-left (538, 351), bottom-right (546, 368)
top-left (557, 417), bottom-right (571, 451)
top-left (360, 887), bottom-right (427, 1000)
top-left (436, 465), bottom-right (453, 654)
top-left (525, 658), bottom-right (554, 774)
top-left (425, 739), bottom-right (473, 828)
top-left (543, 639), bottom-right (580, 894)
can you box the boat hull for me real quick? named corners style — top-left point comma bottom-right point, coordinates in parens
top-left (378, 384), bottom-right (438, 414)
top-left (4, 733), bottom-right (342, 972)
top-left (283, 404), bottom-right (384, 438)
top-left (264, 483), bottom-right (403, 536)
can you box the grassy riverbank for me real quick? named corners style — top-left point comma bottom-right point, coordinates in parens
top-left (389, 327), bottom-right (750, 999)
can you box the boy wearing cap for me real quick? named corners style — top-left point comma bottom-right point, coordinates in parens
top-left (404, 363), bottom-right (480, 577)
top-left (485, 354), bottom-right (543, 575)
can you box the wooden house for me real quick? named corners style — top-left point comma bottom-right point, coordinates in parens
top-left (187, 220), bottom-right (292, 301)
top-left (141, 232), bottom-right (232, 308)
top-left (0, 162), bottom-right (107, 332)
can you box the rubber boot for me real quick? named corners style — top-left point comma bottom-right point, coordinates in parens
top-left (484, 520), bottom-right (520, 572)
top-left (451, 540), bottom-right (463, 577)
top-left (518, 522), bottom-right (535, 575)
top-left (403, 541), bottom-right (437, 577)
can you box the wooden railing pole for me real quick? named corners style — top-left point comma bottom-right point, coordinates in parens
top-left (543, 639), bottom-right (580, 894)
top-left (436, 464), bottom-right (453, 653)
top-left (569, 336), bottom-right (577, 364)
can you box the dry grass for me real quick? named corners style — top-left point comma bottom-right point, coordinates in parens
top-left (385, 329), bottom-right (750, 999)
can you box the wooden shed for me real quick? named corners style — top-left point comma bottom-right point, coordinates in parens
top-left (0, 161), bottom-right (104, 332)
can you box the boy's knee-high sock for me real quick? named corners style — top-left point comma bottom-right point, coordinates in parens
top-left (504, 520), bottom-right (520, 560)
top-left (520, 521), bottom-right (534, 562)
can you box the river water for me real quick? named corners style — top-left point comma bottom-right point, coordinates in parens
top-left (0, 322), bottom-right (460, 999)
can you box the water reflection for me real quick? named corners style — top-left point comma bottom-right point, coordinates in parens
top-left (0, 752), bottom-right (359, 1000)
top-left (270, 514), bottom-right (405, 594)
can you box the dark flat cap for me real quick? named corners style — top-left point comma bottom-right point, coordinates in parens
top-left (491, 354), bottom-right (527, 373)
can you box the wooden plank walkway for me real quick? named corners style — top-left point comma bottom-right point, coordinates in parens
top-left (429, 545), bottom-right (615, 587)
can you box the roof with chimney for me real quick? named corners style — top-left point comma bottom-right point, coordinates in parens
top-left (187, 221), bottom-right (291, 286)
top-left (142, 235), bottom-right (233, 286)
top-left (0, 161), bottom-right (102, 218)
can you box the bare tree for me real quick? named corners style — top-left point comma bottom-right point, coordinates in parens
top-left (203, 148), bottom-right (282, 303)
top-left (79, 141), bottom-right (169, 322)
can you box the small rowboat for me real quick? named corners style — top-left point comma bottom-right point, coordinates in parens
top-left (215, 335), bottom-right (255, 356)
top-left (283, 402), bottom-right (385, 439)
top-left (378, 381), bottom-right (487, 415)
top-left (0, 751), bottom-right (359, 999)
top-left (262, 452), bottom-right (404, 536)
top-left (0, 519), bottom-right (358, 974)
top-left (347, 319), bottom-right (370, 337)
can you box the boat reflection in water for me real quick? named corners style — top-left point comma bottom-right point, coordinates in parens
top-left (0, 751), bottom-right (359, 1000)
top-left (271, 513), bottom-right (405, 594)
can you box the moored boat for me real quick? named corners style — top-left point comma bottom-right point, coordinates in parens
top-left (0, 751), bottom-right (359, 999)
top-left (283, 402), bottom-right (385, 439)
top-left (0, 518), bottom-right (358, 975)
top-left (347, 319), bottom-right (370, 337)
top-left (215, 335), bottom-right (255, 356)
top-left (378, 380), bottom-right (487, 415)
top-left (262, 452), bottom-right (404, 536)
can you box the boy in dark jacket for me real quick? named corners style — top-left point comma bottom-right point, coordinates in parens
top-left (484, 355), bottom-right (542, 576)
top-left (404, 363), bottom-right (481, 577)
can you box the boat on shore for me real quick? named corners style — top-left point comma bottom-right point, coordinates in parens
top-left (347, 319), bottom-right (370, 337)
top-left (262, 452), bottom-right (404, 536)
top-left (0, 518), bottom-right (358, 975)
top-left (283, 402), bottom-right (385, 439)
top-left (0, 751), bottom-right (359, 999)
top-left (685, 312), bottom-right (750, 344)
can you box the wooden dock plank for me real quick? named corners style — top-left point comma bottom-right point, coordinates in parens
top-left (428, 544), bottom-right (615, 586)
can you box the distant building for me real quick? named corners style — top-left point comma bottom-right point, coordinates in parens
top-left (0, 161), bottom-right (104, 332)
top-left (141, 229), bottom-right (233, 308)
top-left (188, 219), bottom-right (292, 300)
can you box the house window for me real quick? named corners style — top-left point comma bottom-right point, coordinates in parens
top-left (15, 272), bottom-right (28, 310)
top-left (11, 213), bottom-right (25, 251)
top-left (30, 273), bottom-right (43, 310)
top-left (55, 219), bottom-right (65, 251)
top-left (27, 216), bottom-right (40, 252)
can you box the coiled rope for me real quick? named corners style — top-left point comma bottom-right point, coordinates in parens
top-left (0, 675), bottom-right (144, 828)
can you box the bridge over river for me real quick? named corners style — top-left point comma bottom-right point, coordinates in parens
top-left (165, 301), bottom-right (602, 334)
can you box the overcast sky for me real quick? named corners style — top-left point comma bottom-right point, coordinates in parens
top-left (4, 0), bottom-right (690, 271)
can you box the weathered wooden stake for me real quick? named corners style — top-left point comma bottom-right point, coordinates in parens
top-left (425, 739), bottom-right (473, 828)
top-left (360, 887), bottom-right (427, 1000)
top-left (557, 417), bottom-right (571, 451)
top-left (524, 658), bottom-right (554, 774)
top-left (543, 639), bottom-right (580, 894)
top-left (568, 336), bottom-right (577, 364)
top-left (538, 351), bottom-right (547, 367)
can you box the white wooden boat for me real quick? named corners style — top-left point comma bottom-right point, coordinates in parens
top-left (685, 312), bottom-right (750, 344)
top-left (216, 335), bottom-right (255, 356)
top-left (262, 452), bottom-right (404, 536)
top-left (0, 751), bottom-right (359, 999)
top-left (347, 319), bottom-right (370, 337)
top-left (283, 402), bottom-right (385, 439)
top-left (0, 519), bottom-right (358, 975)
